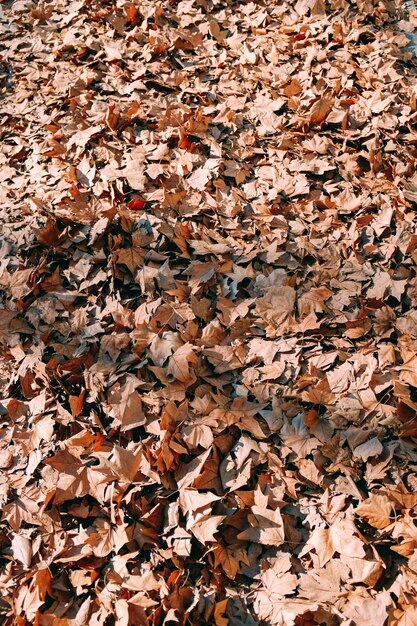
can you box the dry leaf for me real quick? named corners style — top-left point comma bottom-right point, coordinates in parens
top-left (0, 1), bottom-right (415, 623)
top-left (356, 494), bottom-right (394, 529)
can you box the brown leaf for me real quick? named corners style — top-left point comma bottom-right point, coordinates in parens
top-left (309, 96), bottom-right (333, 126)
top-left (256, 286), bottom-right (296, 337)
top-left (69, 390), bottom-right (85, 418)
top-left (284, 79), bottom-right (303, 98)
top-left (237, 505), bottom-right (285, 546)
top-left (213, 543), bottom-right (250, 579)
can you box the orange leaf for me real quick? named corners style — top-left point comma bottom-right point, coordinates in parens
top-left (178, 135), bottom-right (190, 149)
top-left (126, 3), bottom-right (140, 24)
top-left (304, 408), bottom-right (319, 428)
top-left (69, 390), bottom-right (85, 417)
top-left (284, 78), bottom-right (303, 97)
top-left (93, 432), bottom-right (107, 451)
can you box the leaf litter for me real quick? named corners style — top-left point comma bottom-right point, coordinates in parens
top-left (1, 0), bottom-right (417, 624)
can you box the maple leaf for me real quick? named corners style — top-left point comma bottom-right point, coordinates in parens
top-left (186, 166), bottom-right (211, 190)
top-left (284, 78), bottom-right (303, 97)
top-left (94, 443), bottom-right (142, 484)
top-left (298, 286), bottom-right (332, 317)
top-left (298, 560), bottom-right (348, 603)
top-left (300, 519), bottom-right (365, 567)
top-left (190, 515), bottom-right (226, 544)
top-left (107, 376), bottom-right (146, 431)
top-left (178, 489), bottom-right (220, 516)
top-left (280, 415), bottom-right (319, 458)
top-left (2, 496), bottom-right (40, 532)
top-left (12, 534), bottom-right (32, 568)
top-left (353, 437), bottom-right (383, 462)
top-left (186, 261), bottom-right (217, 294)
top-left (213, 543), bottom-right (250, 579)
top-left (167, 342), bottom-right (198, 384)
top-left (253, 556), bottom-right (298, 623)
top-left (175, 449), bottom-right (211, 489)
top-left (309, 96), bottom-right (333, 126)
top-left (355, 494), bottom-right (394, 529)
top-left (113, 239), bottom-right (145, 274)
top-left (342, 590), bottom-right (393, 626)
top-left (237, 504), bottom-right (285, 546)
top-left (256, 286), bottom-right (296, 337)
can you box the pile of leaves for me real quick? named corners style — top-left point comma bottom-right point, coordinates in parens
top-left (2, 0), bottom-right (417, 623)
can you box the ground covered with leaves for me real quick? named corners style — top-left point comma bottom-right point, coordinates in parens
top-left (3, 0), bottom-right (417, 624)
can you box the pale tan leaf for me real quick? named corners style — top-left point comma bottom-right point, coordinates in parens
top-left (356, 494), bottom-right (394, 529)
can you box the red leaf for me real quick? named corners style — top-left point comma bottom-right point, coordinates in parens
top-left (128, 198), bottom-right (146, 210)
